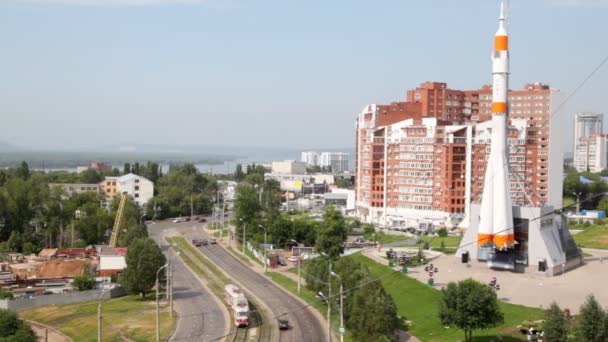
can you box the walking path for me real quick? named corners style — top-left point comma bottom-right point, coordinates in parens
top-left (28, 320), bottom-right (72, 342)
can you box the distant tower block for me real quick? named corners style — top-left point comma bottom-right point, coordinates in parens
top-left (457, 0), bottom-right (582, 276)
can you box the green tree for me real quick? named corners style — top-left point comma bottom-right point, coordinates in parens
top-left (575, 295), bottom-right (607, 341)
top-left (233, 184), bottom-right (262, 241)
top-left (0, 289), bottom-right (13, 300)
top-left (120, 238), bottom-right (166, 297)
top-left (316, 207), bottom-right (347, 259)
top-left (597, 198), bottom-right (608, 214)
top-left (437, 228), bottom-right (448, 237)
top-left (348, 279), bottom-right (399, 342)
top-left (15, 162), bottom-right (30, 180)
top-left (543, 302), bottom-right (569, 342)
top-left (439, 279), bottom-right (504, 342)
top-left (123, 163), bottom-right (131, 174)
top-left (72, 275), bottom-right (96, 291)
top-left (0, 309), bottom-right (36, 342)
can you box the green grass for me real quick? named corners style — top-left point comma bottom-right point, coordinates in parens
top-left (21, 295), bottom-right (175, 342)
top-left (573, 224), bottom-right (608, 249)
top-left (166, 236), bottom-right (231, 298)
top-left (420, 236), bottom-right (462, 248)
top-left (349, 253), bottom-right (543, 342)
top-left (226, 246), bottom-right (254, 266)
top-left (266, 272), bottom-right (354, 342)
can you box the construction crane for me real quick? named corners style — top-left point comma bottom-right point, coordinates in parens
top-left (109, 192), bottom-right (128, 248)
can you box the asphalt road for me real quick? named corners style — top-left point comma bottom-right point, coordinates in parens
top-left (194, 232), bottom-right (327, 342)
top-left (149, 221), bottom-right (228, 342)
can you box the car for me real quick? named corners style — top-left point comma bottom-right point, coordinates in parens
top-left (192, 239), bottom-right (202, 247)
top-left (201, 239), bottom-right (209, 246)
top-left (198, 217), bottom-right (207, 222)
top-left (278, 319), bottom-right (289, 330)
top-left (185, 217), bottom-right (191, 222)
top-left (172, 218), bottom-right (183, 223)
top-left (288, 256), bottom-right (300, 263)
top-left (209, 238), bottom-right (217, 244)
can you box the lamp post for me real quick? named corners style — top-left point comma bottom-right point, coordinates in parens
top-left (318, 292), bottom-right (331, 342)
top-left (156, 264), bottom-right (168, 342)
top-left (573, 192), bottom-right (582, 216)
top-left (97, 288), bottom-right (107, 342)
top-left (240, 218), bottom-right (247, 255)
top-left (331, 272), bottom-right (344, 342)
top-left (258, 224), bottom-right (268, 273)
top-left (424, 263), bottom-right (438, 286)
top-left (291, 239), bottom-right (302, 294)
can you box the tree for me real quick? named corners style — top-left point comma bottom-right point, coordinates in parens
top-left (15, 162), bottom-right (29, 180)
top-left (0, 309), bottom-right (36, 342)
top-left (120, 238), bottom-right (166, 297)
top-left (437, 228), bottom-right (448, 237)
top-left (79, 169), bottom-right (102, 184)
top-left (575, 295), bottom-right (607, 341)
top-left (316, 206), bottom-right (347, 259)
top-left (439, 279), bottom-right (504, 342)
top-left (0, 289), bottom-right (13, 300)
top-left (72, 275), bottom-right (96, 291)
top-left (597, 198), bottom-right (608, 214)
top-left (123, 163), bottom-right (131, 174)
top-left (348, 279), bottom-right (399, 342)
top-left (543, 302), bottom-right (569, 342)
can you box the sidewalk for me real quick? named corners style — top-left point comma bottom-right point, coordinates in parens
top-left (27, 320), bottom-right (72, 342)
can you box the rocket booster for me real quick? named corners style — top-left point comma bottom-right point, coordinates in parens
top-left (477, 1), bottom-right (515, 249)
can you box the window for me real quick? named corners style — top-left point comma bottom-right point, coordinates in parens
top-left (135, 194), bottom-right (140, 198)
top-left (135, 186), bottom-right (139, 190)
top-left (135, 179), bottom-right (140, 183)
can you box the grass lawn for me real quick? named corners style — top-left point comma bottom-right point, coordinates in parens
top-left (266, 272), bottom-right (354, 342)
top-left (350, 253), bottom-right (543, 342)
top-left (572, 223), bottom-right (608, 249)
top-left (21, 295), bottom-right (175, 342)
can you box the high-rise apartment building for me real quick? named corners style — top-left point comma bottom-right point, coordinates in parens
top-left (573, 112), bottom-right (605, 172)
top-left (355, 82), bottom-right (561, 228)
top-left (321, 152), bottom-right (350, 173)
top-left (574, 134), bottom-right (608, 173)
top-left (300, 151), bottom-right (351, 173)
top-left (301, 151), bottom-right (321, 167)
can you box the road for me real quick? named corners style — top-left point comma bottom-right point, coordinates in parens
top-left (194, 233), bottom-right (327, 342)
top-left (149, 220), bottom-right (229, 342)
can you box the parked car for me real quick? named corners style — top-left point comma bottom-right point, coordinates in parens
top-left (173, 218), bottom-right (183, 223)
top-left (288, 256), bottom-right (300, 263)
top-left (198, 217), bottom-right (207, 222)
top-left (278, 319), bottom-right (289, 330)
top-left (185, 217), bottom-right (191, 222)
top-left (201, 239), bottom-right (209, 246)
top-left (192, 239), bottom-right (202, 247)
top-left (209, 238), bottom-right (217, 244)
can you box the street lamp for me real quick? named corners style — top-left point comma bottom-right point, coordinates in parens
top-left (258, 224), bottom-right (268, 273)
top-left (318, 291), bottom-right (331, 342)
top-left (330, 272), bottom-right (344, 342)
top-left (291, 239), bottom-right (302, 294)
top-left (155, 264), bottom-right (168, 342)
top-left (240, 218), bottom-right (247, 255)
top-left (573, 192), bottom-right (582, 216)
top-left (97, 288), bottom-right (108, 342)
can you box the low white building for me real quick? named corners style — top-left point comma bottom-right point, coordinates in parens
top-left (116, 173), bottom-right (154, 207)
top-left (99, 173), bottom-right (154, 207)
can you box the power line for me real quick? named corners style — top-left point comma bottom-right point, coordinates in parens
top-left (551, 54), bottom-right (608, 119)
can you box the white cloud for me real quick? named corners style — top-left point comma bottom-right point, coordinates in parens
top-left (14, 0), bottom-right (207, 6)
top-left (545, 0), bottom-right (608, 7)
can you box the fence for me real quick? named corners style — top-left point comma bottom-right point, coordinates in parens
top-left (0, 286), bottom-right (126, 312)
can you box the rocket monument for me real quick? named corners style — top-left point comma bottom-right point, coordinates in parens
top-left (477, 1), bottom-right (515, 251)
top-left (458, 0), bottom-right (583, 275)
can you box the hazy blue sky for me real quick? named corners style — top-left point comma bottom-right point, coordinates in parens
top-left (1, 0), bottom-right (606, 152)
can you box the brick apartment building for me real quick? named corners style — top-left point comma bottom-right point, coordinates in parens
top-left (355, 81), bottom-right (562, 228)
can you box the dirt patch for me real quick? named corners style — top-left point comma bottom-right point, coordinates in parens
top-left (15, 259), bottom-right (87, 279)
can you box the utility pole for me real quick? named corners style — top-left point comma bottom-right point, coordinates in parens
top-left (71, 222), bottom-right (74, 248)
top-left (297, 255), bottom-right (301, 294)
top-left (339, 283), bottom-right (344, 342)
top-left (242, 221), bottom-right (247, 255)
top-left (190, 194), bottom-right (193, 218)
top-left (97, 301), bottom-right (102, 342)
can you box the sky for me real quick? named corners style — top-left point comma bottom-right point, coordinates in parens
top-left (0, 0), bottom-right (607, 152)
